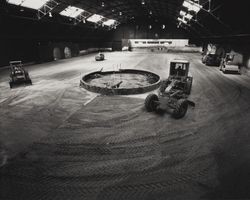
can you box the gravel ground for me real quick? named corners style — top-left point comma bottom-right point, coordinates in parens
top-left (0, 51), bottom-right (250, 200)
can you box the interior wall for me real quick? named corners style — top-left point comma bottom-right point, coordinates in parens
top-left (38, 42), bottom-right (80, 62)
top-left (100, 23), bottom-right (190, 51)
top-left (0, 39), bottom-right (39, 67)
top-left (0, 13), bottom-right (109, 67)
top-left (110, 23), bottom-right (189, 40)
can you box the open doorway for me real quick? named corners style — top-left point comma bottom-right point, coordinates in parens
top-left (53, 47), bottom-right (62, 60)
top-left (64, 46), bottom-right (72, 59)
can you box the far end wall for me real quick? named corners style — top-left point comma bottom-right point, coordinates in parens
top-left (104, 23), bottom-right (192, 51)
top-left (129, 39), bottom-right (189, 48)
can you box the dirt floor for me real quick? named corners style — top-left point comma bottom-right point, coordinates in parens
top-left (1, 51), bottom-right (250, 200)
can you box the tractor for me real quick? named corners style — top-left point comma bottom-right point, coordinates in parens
top-left (144, 59), bottom-right (195, 119)
top-left (9, 61), bottom-right (32, 88)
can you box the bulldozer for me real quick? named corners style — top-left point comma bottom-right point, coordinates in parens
top-left (144, 59), bottom-right (195, 119)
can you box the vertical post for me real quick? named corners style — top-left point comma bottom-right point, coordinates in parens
top-left (208, 0), bottom-right (211, 12)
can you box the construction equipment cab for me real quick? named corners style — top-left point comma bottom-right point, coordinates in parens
top-left (169, 59), bottom-right (190, 79)
top-left (164, 59), bottom-right (193, 95)
top-left (220, 53), bottom-right (241, 74)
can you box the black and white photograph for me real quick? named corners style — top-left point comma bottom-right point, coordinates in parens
top-left (1, 0), bottom-right (250, 199)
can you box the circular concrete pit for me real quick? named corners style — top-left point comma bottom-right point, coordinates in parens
top-left (80, 69), bottom-right (161, 95)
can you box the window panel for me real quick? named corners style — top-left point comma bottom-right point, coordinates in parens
top-left (60, 6), bottom-right (84, 18)
top-left (21, 0), bottom-right (49, 9)
top-left (103, 19), bottom-right (116, 26)
top-left (8, 0), bottom-right (49, 9)
top-left (87, 14), bottom-right (104, 23)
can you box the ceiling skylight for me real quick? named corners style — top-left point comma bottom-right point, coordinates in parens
top-left (7, 0), bottom-right (23, 5)
top-left (183, 0), bottom-right (202, 13)
top-left (177, 0), bottom-right (202, 27)
top-left (185, 13), bottom-right (193, 20)
top-left (7, 0), bottom-right (120, 29)
top-left (180, 10), bottom-right (186, 16)
top-left (7, 0), bottom-right (49, 9)
top-left (103, 19), bottom-right (116, 26)
top-left (177, 17), bottom-right (188, 24)
top-left (87, 14), bottom-right (104, 23)
top-left (60, 6), bottom-right (84, 18)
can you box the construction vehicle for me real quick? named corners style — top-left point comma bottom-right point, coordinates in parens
top-left (220, 53), bottom-right (241, 74)
top-left (145, 59), bottom-right (194, 119)
top-left (9, 61), bottom-right (32, 88)
top-left (202, 53), bottom-right (221, 66)
top-left (95, 52), bottom-right (105, 61)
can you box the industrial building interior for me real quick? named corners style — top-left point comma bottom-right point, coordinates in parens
top-left (1, 0), bottom-right (250, 199)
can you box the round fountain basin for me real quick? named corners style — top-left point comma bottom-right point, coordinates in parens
top-left (80, 69), bottom-right (161, 95)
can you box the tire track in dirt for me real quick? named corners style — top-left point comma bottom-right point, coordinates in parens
top-left (2, 53), bottom-right (250, 199)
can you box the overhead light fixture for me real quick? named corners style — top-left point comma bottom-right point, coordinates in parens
top-left (101, 2), bottom-right (105, 7)
top-left (49, 12), bottom-right (52, 17)
top-left (141, 0), bottom-right (145, 5)
top-left (162, 24), bottom-right (165, 29)
top-left (149, 25), bottom-right (152, 29)
top-left (149, 10), bottom-right (152, 15)
top-left (119, 11), bottom-right (122, 16)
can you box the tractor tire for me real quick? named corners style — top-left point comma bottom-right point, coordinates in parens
top-left (27, 79), bottom-right (32, 85)
top-left (185, 77), bottom-right (193, 95)
top-left (172, 99), bottom-right (188, 119)
top-left (145, 94), bottom-right (159, 112)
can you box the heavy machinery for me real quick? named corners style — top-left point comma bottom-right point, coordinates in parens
top-left (202, 53), bottom-right (221, 66)
top-left (220, 53), bottom-right (241, 74)
top-left (144, 59), bottom-right (194, 119)
top-left (9, 61), bottom-right (32, 88)
top-left (95, 52), bottom-right (105, 61)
